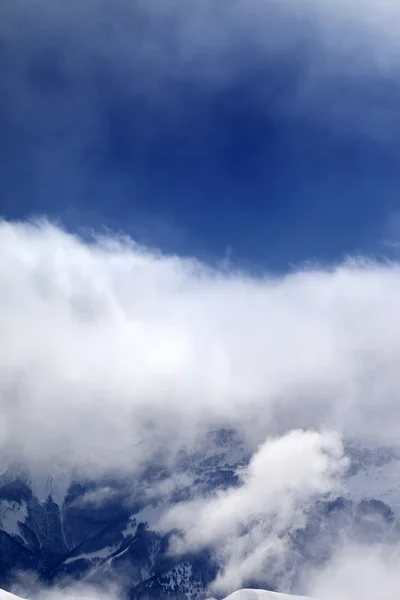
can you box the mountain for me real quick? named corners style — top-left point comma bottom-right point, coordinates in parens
top-left (0, 434), bottom-right (398, 600)
top-left (0, 588), bottom-right (314, 600)
top-left (0, 431), bottom-right (246, 599)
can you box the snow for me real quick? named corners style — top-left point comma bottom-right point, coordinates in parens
top-left (0, 590), bottom-right (24, 600)
top-left (64, 544), bottom-right (119, 564)
top-left (0, 588), bottom-right (316, 600)
top-left (108, 539), bottom-right (137, 561)
top-left (223, 589), bottom-right (315, 600)
top-left (345, 457), bottom-right (400, 511)
top-left (149, 562), bottom-right (203, 600)
top-left (192, 430), bottom-right (249, 468)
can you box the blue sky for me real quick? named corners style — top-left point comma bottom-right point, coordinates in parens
top-left (2, 0), bottom-right (400, 270)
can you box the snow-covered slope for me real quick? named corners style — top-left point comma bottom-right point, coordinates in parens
top-left (345, 445), bottom-right (400, 511)
top-left (223, 589), bottom-right (315, 600)
top-left (0, 589), bottom-right (24, 600)
top-left (0, 591), bottom-right (96, 600)
top-left (0, 588), bottom-right (314, 600)
top-left (0, 587), bottom-right (318, 600)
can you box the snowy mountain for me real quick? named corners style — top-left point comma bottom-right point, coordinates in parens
top-left (0, 588), bottom-right (314, 600)
top-left (0, 591), bottom-right (23, 600)
top-left (0, 589), bottom-right (101, 600)
top-left (0, 433), bottom-right (398, 600)
top-left (223, 589), bottom-right (315, 600)
top-left (0, 591), bottom-right (19, 600)
top-left (344, 443), bottom-right (400, 510)
top-left (0, 430), bottom-right (247, 599)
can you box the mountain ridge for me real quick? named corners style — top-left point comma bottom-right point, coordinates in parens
top-left (0, 436), bottom-right (397, 600)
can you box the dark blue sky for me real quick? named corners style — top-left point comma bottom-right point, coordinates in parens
top-left (2, 0), bottom-right (400, 271)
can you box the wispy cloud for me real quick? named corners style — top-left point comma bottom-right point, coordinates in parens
top-left (3, 0), bottom-right (400, 141)
top-left (70, 486), bottom-right (120, 507)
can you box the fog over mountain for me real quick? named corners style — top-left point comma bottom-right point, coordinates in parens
top-left (0, 220), bottom-right (399, 600)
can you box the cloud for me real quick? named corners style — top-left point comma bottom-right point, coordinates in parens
top-left (4, 217), bottom-right (400, 594)
top-left (2, 217), bottom-right (400, 473)
top-left (161, 430), bottom-right (346, 551)
top-left (71, 486), bottom-right (120, 507)
top-left (308, 543), bottom-right (400, 600)
top-left (32, 580), bottom-right (122, 600)
top-left (6, 572), bottom-right (122, 600)
top-left (4, 1), bottom-right (400, 596)
top-left (159, 430), bottom-right (346, 593)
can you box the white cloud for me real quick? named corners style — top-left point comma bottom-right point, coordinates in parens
top-left (161, 431), bottom-right (345, 550)
top-left (309, 543), bottom-right (400, 600)
top-left (0, 579), bottom-right (120, 600)
top-left (2, 218), bottom-right (400, 472)
top-left (3, 219), bottom-right (400, 595)
top-left (33, 581), bottom-right (121, 600)
top-left (159, 430), bottom-right (346, 593)
top-left (3, 0), bottom-right (400, 142)
top-left (72, 486), bottom-right (119, 507)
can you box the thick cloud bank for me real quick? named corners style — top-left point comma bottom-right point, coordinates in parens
top-left (1, 218), bottom-right (400, 471)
